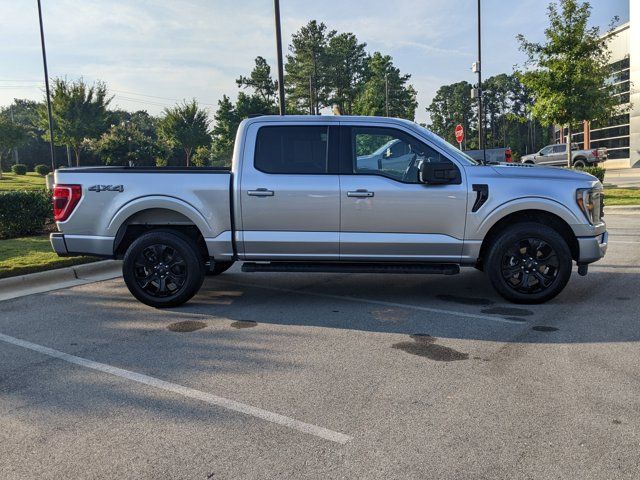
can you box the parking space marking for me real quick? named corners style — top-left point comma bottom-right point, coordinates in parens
top-left (215, 280), bottom-right (524, 324)
top-left (0, 333), bottom-right (352, 445)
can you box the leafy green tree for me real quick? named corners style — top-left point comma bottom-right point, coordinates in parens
top-left (236, 56), bottom-right (278, 106)
top-left (0, 116), bottom-right (29, 177)
top-left (210, 95), bottom-right (238, 166)
top-left (517, 0), bottom-right (621, 166)
top-left (353, 52), bottom-right (418, 120)
top-left (92, 121), bottom-right (164, 166)
top-left (285, 20), bottom-right (335, 114)
top-left (158, 99), bottom-right (211, 166)
top-left (191, 145), bottom-right (212, 167)
top-left (426, 81), bottom-right (476, 148)
top-left (41, 78), bottom-right (112, 166)
top-left (325, 33), bottom-right (368, 114)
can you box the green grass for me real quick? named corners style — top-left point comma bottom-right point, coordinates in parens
top-left (0, 172), bottom-right (47, 191)
top-left (0, 235), bottom-right (96, 279)
top-left (604, 187), bottom-right (640, 206)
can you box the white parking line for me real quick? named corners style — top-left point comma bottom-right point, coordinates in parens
top-left (215, 280), bottom-right (524, 325)
top-left (0, 333), bottom-right (352, 445)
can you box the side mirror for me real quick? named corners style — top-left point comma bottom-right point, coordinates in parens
top-left (419, 161), bottom-right (460, 185)
top-left (538, 151), bottom-right (545, 156)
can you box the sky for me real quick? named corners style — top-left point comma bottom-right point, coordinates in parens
top-left (0, 0), bottom-right (629, 125)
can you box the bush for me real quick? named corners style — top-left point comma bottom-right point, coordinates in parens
top-left (11, 164), bottom-right (27, 175)
top-left (0, 190), bottom-right (53, 238)
top-left (574, 166), bottom-right (605, 183)
top-left (34, 164), bottom-right (51, 176)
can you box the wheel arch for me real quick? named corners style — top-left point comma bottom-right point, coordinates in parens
top-left (476, 209), bottom-right (579, 269)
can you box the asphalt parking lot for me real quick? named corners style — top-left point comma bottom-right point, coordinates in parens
top-left (1, 214), bottom-right (639, 479)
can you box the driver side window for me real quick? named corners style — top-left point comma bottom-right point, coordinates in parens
top-left (352, 127), bottom-right (449, 183)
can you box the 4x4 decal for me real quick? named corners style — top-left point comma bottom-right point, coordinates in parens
top-left (88, 184), bottom-right (124, 193)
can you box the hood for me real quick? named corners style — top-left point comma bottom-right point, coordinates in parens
top-left (489, 163), bottom-right (599, 183)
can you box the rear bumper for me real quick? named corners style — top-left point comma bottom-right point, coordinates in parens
top-left (50, 233), bottom-right (69, 256)
top-left (50, 233), bottom-right (114, 257)
top-left (577, 231), bottom-right (608, 264)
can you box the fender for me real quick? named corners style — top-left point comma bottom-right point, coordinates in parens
top-left (106, 195), bottom-right (214, 238)
top-left (471, 196), bottom-right (583, 239)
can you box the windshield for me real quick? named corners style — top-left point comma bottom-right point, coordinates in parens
top-left (412, 123), bottom-right (480, 165)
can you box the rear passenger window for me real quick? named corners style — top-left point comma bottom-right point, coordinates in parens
top-left (255, 126), bottom-right (329, 174)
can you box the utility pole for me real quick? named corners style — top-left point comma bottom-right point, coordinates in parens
top-left (37, 0), bottom-right (56, 171)
top-left (309, 76), bottom-right (315, 115)
top-left (273, 0), bottom-right (286, 115)
top-left (476, 0), bottom-right (485, 163)
top-left (384, 73), bottom-right (389, 117)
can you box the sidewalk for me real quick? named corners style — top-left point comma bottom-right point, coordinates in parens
top-left (604, 168), bottom-right (640, 188)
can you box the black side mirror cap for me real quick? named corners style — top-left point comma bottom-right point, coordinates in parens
top-left (419, 161), bottom-right (461, 185)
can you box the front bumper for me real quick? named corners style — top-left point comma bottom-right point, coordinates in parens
top-left (577, 231), bottom-right (608, 263)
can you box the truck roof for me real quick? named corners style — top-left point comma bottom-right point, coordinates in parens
top-left (242, 114), bottom-right (419, 128)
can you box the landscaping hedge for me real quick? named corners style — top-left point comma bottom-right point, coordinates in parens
top-left (574, 166), bottom-right (605, 183)
top-left (0, 190), bottom-right (53, 238)
top-left (11, 164), bottom-right (28, 175)
top-left (34, 164), bottom-right (51, 176)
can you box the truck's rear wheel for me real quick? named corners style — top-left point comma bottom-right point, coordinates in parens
top-left (485, 223), bottom-right (572, 304)
top-left (123, 231), bottom-right (205, 308)
top-left (572, 158), bottom-right (587, 168)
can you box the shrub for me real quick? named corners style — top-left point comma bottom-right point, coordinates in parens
top-left (574, 166), bottom-right (605, 183)
top-left (11, 164), bottom-right (27, 175)
top-left (34, 164), bottom-right (51, 176)
top-left (0, 190), bottom-right (53, 238)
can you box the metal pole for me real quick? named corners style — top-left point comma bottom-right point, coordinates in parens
top-left (273, 0), bottom-right (286, 115)
top-left (309, 76), bottom-right (314, 115)
top-left (477, 0), bottom-right (485, 163)
top-left (10, 105), bottom-right (19, 164)
top-left (37, 0), bottom-right (56, 171)
top-left (385, 73), bottom-right (389, 117)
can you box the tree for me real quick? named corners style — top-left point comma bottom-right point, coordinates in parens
top-left (158, 99), bottom-right (211, 166)
top-left (41, 78), bottom-right (112, 166)
top-left (517, 0), bottom-right (621, 166)
top-left (92, 121), bottom-right (164, 166)
top-left (0, 116), bottom-right (28, 177)
top-left (210, 95), bottom-right (237, 166)
top-left (285, 20), bottom-right (335, 114)
top-left (427, 81), bottom-right (476, 148)
top-left (325, 33), bottom-right (367, 114)
top-left (236, 56), bottom-right (278, 106)
top-left (353, 52), bottom-right (418, 120)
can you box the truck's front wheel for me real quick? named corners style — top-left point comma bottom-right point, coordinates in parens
top-left (485, 223), bottom-right (572, 304)
top-left (123, 231), bottom-right (205, 308)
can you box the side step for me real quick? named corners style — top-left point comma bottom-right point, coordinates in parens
top-left (241, 262), bottom-right (460, 275)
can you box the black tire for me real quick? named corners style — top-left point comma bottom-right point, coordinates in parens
top-left (122, 231), bottom-right (205, 308)
top-left (485, 222), bottom-right (572, 304)
top-left (573, 158), bottom-right (587, 168)
top-left (206, 261), bottom-right (234, 276)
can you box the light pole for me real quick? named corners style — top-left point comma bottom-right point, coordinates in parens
top-left (273, 0), bottom-right (286, 115)
top-left (476, 0), bottom-right (485, 163)
top-left (37, 0), bottom-right (56, 171)
top-left (384, 73), bottom-right (389, 117)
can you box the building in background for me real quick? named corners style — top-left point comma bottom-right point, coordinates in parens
top-left (556, 3), bottom-right (638, 169)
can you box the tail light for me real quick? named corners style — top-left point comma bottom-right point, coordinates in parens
top-left (592, 149), bottom-right (599, 159)
top-left (505, 148), bottom-right (513, 163)
top-left (52, 184), bottom-right (82, 222)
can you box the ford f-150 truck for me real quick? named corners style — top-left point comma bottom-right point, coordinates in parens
top-left (520, 143), bottom-right (606, 167)
top-left (50, 116), bottom-right (607, 307)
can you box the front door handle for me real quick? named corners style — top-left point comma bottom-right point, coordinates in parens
top-left (347, 189), bottom-right (374, 198)
top-left (247, 188), bottom-right (274, 197)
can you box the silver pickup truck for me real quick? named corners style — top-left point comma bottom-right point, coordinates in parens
top-left (50, 116), bottom-right (607, 307)
top-left (521, 143), bottom-right (606, 167)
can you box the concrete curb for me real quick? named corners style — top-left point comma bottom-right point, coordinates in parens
top-left (0, 260), bottom-right (122, 302)
top-left (606, 205), bottom-right (640, 214)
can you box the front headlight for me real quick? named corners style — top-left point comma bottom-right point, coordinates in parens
top-left (576, 188), bottom-right (603, 224)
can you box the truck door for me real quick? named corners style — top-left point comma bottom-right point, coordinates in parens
top-left (239, 124), bottom-right (340, 260)
top-left (339, 125), bottom-right (467, 262)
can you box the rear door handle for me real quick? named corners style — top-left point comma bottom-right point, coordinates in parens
top-left (247, 188), bottom-right (274, 197)
top-left (347, 189), bottom-right (374, 198)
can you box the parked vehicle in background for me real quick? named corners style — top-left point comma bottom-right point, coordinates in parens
top-left (520, 143), bottom-right (606, 167)
top-left (50, 116), bottom-right (607, 307)
top-left (464, 147), bottom-right (513, 164)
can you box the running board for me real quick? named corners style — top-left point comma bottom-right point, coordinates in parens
top-left (241, 262), bottom-right (460, 275)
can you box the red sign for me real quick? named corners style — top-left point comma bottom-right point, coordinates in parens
top-left (455, 124), bottom-right (464, 143)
